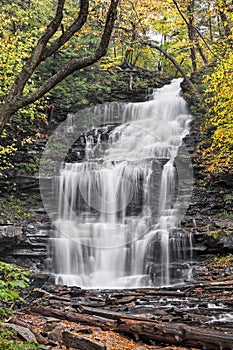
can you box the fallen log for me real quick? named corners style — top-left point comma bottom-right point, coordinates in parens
top-left (184, 279), bottom-right (233, 295)
top-left (62, 331), bottom-right (109, 350)
top-left (29, 306), bottom-right (115, 330)
top-left (81, 306), bottom-right (156, 322)
top-left (31, 288), bottom-right (71, 302)
top-left (205, 286), bottom-right (233, 291)
top-left (116, 319), bottom-right (233, 350)
top-left (122, 289), bottom-right (186, 297)
top-left (117, 296), bottom-right (137, 304)
top-left (210, 280), bottom-right (233, 286)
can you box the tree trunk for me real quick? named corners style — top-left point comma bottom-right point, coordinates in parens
top-left (187, 0), bottom-right (197, 71)
top-left (0, 98), bottom-right (22, 132)
top-left (29, 305), bottom-right (115, 330)
top-left (218, 0), bottom-right (232, 39)
top-left (172, 0), bottom-right (208, 69)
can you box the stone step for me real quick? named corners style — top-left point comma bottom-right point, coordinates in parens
top-left (26, 241), bottom-right (48, 248)
top-left (12, 248), bottom-right (48, 257)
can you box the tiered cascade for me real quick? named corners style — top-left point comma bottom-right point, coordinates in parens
top-left (50, 79), bottom-right (193, 288)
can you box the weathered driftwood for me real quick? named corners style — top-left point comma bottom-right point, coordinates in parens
top-left (81, 306), bottom-right (156, 322)
top-left (210, 279), bottom-right (233, 286)
top-left (19, 278), bottom-right (233, 349)
top-left (183, 279), bottom-right (233, 295)
top-left (62, 331), bottom-right (109, 350)
top-left (3, 323), bottom-right (38, 343)
top-left (28, 303), bottom-right (233, 349)
top-left (32, 288), bottom-right (71, 302)
top-left (116, 319), bottom-right (233, 350)
top-left (8, 317), bottom-right (48, 345)
top-left (29, 305), bottom-right (115, 330)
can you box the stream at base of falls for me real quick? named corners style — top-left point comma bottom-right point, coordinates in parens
top-left (44, 78), bottom-right (194, 288)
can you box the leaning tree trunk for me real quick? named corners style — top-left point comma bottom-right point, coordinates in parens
top-left (0, 97), bottom-right (22, 133)
top-left (140, 38), bottom-right (200, 98)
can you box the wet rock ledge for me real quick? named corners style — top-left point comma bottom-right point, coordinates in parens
top-left (0, 221), bottom-right (51, 270)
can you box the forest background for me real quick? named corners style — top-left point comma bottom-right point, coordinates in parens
top-left (0, 0), bottom-right (232, 178)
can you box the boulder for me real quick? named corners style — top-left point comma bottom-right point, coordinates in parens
top-left (0, 225), bottom-right (23, 253)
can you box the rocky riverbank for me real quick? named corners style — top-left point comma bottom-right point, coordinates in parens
top-left (3, 267), bottom-right (233, 350)
top-left (181, 75), bottom-right (233, 258)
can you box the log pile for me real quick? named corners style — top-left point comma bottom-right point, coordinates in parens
top-left (6, 277), bottom-right (233, 349)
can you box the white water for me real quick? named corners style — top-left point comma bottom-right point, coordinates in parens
top-left (50, 79), bottom-right (193, 288)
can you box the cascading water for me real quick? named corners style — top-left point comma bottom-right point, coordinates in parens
top-left (49, 78), bottom-right (194, 288)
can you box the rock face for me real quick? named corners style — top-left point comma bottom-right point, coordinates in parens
top-left (0, 225), bottom-right (23, 253)
top-left (65, 124), bottom-right (120, 162)
top-left (0, 222), bottom-right (51, 270)
top-left (181, 105), bottom-right (233, 255)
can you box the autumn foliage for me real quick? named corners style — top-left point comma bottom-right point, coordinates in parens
top-left (201, 50), bottom-right (233, 174)
top-left (0, 0), bottom-right (232, 175)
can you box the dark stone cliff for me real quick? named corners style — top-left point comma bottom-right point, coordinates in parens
top-left (181, 77), bottom-right (233, 264)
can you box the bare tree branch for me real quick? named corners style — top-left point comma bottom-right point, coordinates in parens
top-left (12, 0), bottom-right (66, 96)
top-left (21, 0), bottom-right (119, 106)
top-left (42, 0), bottom-right (89, 60)
top-left (0, 0), bottom-right (119, 134)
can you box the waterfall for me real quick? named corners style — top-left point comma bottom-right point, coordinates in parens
top-left (48, 78), bottom-right (194, 288)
